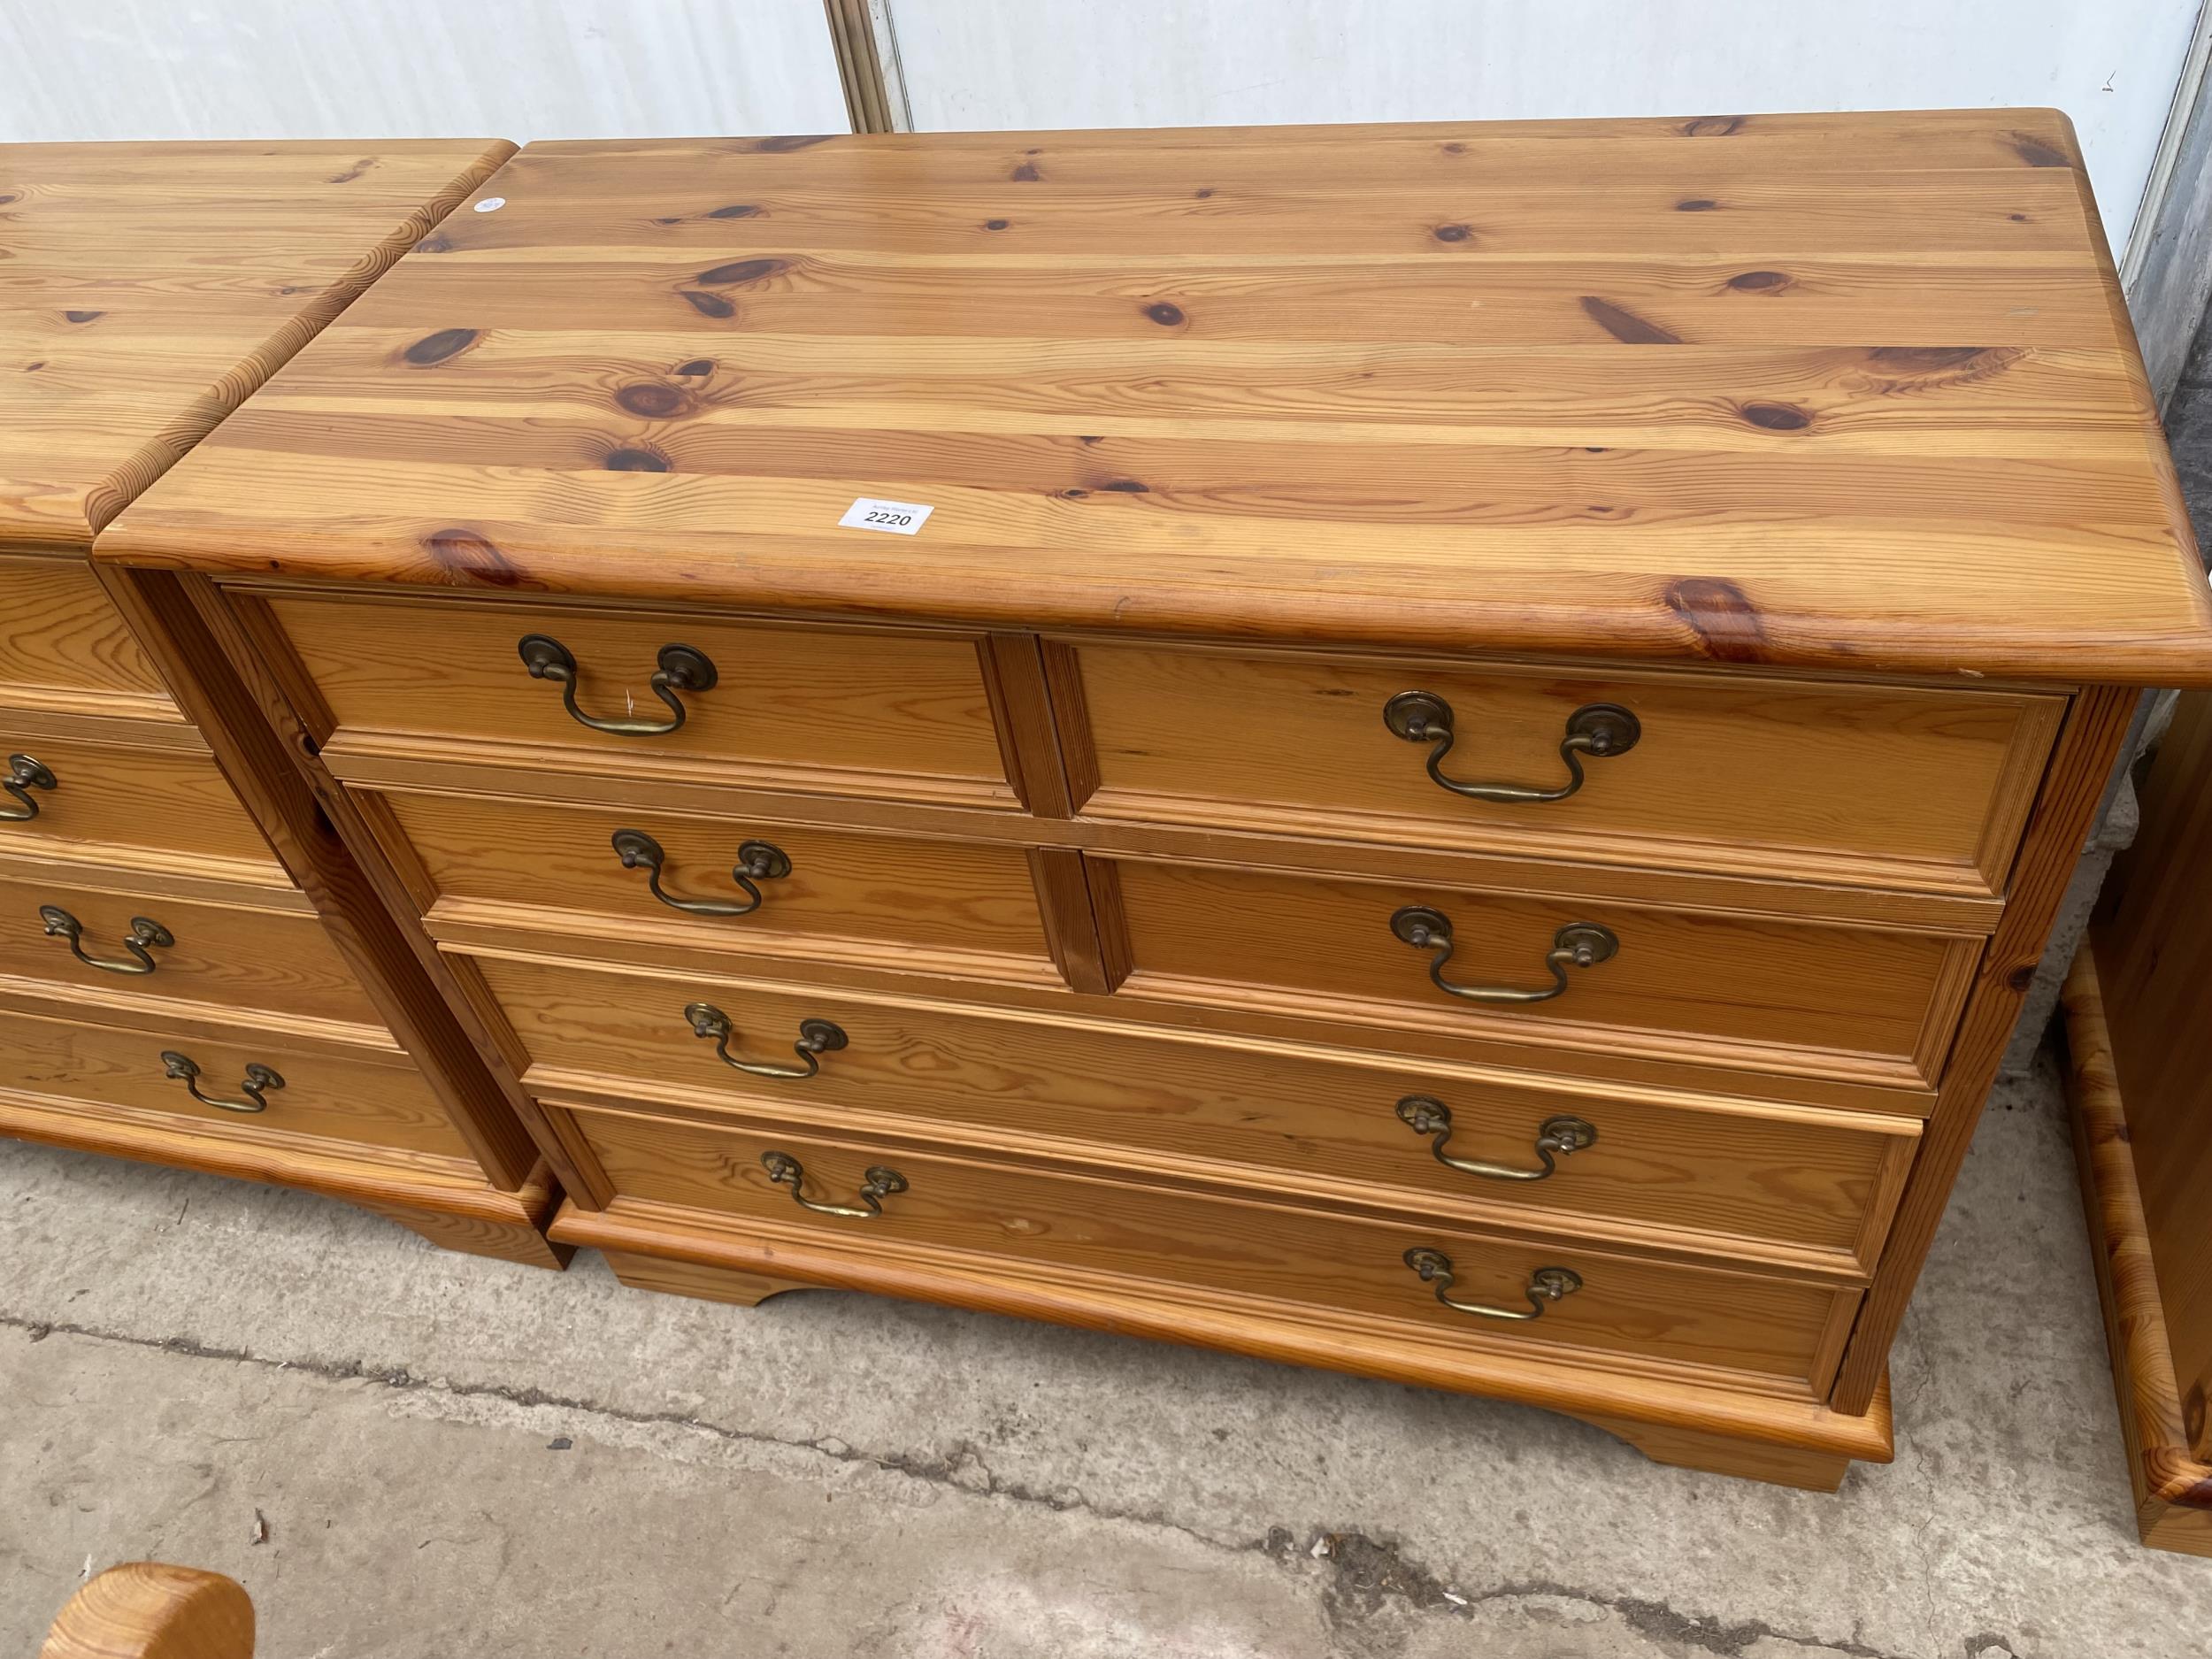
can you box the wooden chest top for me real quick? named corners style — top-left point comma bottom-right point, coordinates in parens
top-left (0, 139), bottom-right (513, 553)
top-left (100, 112), bottom-right (2212, 684)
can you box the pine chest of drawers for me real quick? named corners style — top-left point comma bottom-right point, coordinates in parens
top-left (0, 139), bottom-right (565, 1264)
top-left (99, 111), bottom-right (2212, 1486)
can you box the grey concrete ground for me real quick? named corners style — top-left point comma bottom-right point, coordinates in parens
top-left (4, 1048), bottom-right (2209, 1658)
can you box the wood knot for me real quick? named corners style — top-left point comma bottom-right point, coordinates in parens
top-left (604, 446), bottom-right (672, 472)
top-left (1432, 223), bottom-right (1473, 243)
top-left (413, 234), bottom-right (453, 254)
top-left (1727, 270), bottom-right (1791, 292)
top-left (1144, 302), bottom-right (1187, 326)
top-left (63, 309), bottom-right (104, 324)
top-left (1663, 576), bottom-right (1768, 663)
top-left (752, 134), bottom-right (833, 153)
top-left (1579, 296), bottom-right (1680, 344)
top-left (1679, 116), bottom-right (1745, 137)
top-left (673, 358), bottom-right (715, 379)
top-left (706, 203), bottom-right (762, 218)
top-left (1099, 479), bottom-right (1149, 493)
top-left (695, 257), bottom-right (788, 288)
top-left (615, 382), bottom-right (690, 419)
top-left (1010, 161), bottom-right (1042, 181)
top-left (677, 289), bottom-right (737, 318)
top-left (2007, 964), bottom-right (2037, 994)
top-left (1740, 402), bottom-right (1811, 431)
top-left (421, 527), bottom-right (532, 588)
top-left (1675, 198), bottom-right (1718, 211)
top-left (402, 326), bottom-right (478, 365)
top-left (983, 219), bottom-right (1010, 231)
top-left (2008, 130), bottom-right (2070, 168)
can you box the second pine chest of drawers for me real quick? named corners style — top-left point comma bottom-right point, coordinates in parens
top-left (99, 111), bottom-right (2212, 1487)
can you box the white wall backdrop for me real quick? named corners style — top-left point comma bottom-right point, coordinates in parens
top-left (888, 0), bottom-right (2205, 242)
top-left (0, 0), bottom-right (850, 143)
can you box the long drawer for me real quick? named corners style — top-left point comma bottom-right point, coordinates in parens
top-left (370, 785), bottom-right (1057, 984)
top-left (1095, 854), bottom-right (1979, 1088)
top-left (265, 591), bottom-right (1019, 810)
top-left (1059, 638), bottom-right (2062, 897)
top-left (468, 949), bottom-right (1919, 1269)
top-left (0, 869), bottom-right (385, 1030)
top-left (561, 1099), bottom-right (1860, 1390)
top-left (0, 1004), bottom-right (468, 1157)
top-left (0, 729), bottom-right (287, 883)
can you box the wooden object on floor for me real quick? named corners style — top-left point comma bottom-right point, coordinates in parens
top-left (99, 111), bottom-right (2212, 1486)
top-left (2062, 687), bottom-right (2212, 1555)
top-left (0, 139), bottom-right (565, 1263)
top-left (40, 1563), bottom-right (252, 1659)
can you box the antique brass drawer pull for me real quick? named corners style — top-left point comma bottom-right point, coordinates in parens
top-left (3, 754), bottom-right (57, 822)
top-left (613, 829), bottom-right (791, 917)
top-left (40, 905), bottom-right (173, 975)
top-left (1395, 1095), bottom-right (1596, 1180)
top-left (1404, 1248), bottom-right (1581, 1321)
top-left (1384, 692), bottom-right (1639, 803)
top-left (160, 1050), bottom-right (284, 1113)
top-left (684, 1003), bottom-right (848, 1079)
top-left (517, 634), bottom-right (718, 736)
top-left (761, 1150), bottom-right (906, 1218)
top-left (1390, 906), bottom-right (1616, 1004)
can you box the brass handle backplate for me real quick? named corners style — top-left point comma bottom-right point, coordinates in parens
top-left (160, 1051), bottom-right (284, 1114)
top-left (1395, 1096), bottom-right (1596, 1181)
top-left (761, 1150), bottom-right (906, 1218)
top-left (1390, 906), bottom-right (1616, 1004)
top-left (684, 1003), bottom-right (847, 1079)
top-left (3, 754), bottom-right (57, 822)
top-left (1384, 692), bottom-right (1639, 803)
top-left (1404, 1248), bottom-right (1581, 1321)
top-left (41, 905), bottom-right (173, 975)
top-left (613, 829), bottom-right (790, 917)
top-left (518, 634), bottom-right (718, 736)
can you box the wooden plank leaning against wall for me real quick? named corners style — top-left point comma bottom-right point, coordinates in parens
top-left (94, 110), bottom-right (2212, 1486)
top-left (0, 140), bottom-right (568, 1265)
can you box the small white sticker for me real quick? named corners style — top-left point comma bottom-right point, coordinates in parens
top-left (839, 496), bottom-right (933, 534)
top-left (472, 196), bottom-right (506, 213)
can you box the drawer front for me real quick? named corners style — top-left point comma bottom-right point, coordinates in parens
top-left (0, 872), bottom-right (385, 1029)
top-left (0, 1006), bottom-right (468, 1156)
top-left (1101, 856), bottom-right (1978, 1087)
top-left (373, 787), bottom-right (1056, 983)
top-left (0, 559), bottom-right (174, 714)
top-left (0, 732), bottom-right (286, 882)
top-left (1064, 641), bottom-right (2062, 897)
top-left (565, 1102), bottom-right (1853, 1386)
top-left (266, 593), bottom-right (1018, 809)
top-left (470, 951), bottom-right (1917, 1265)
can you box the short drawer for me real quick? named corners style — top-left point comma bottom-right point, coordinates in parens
top-left (1059, 640), bottom-right (2063, 897)
top-left (1096, 855), bottom-right (1979, 1089)
top-left (0, 731), bottom-right (287, 884)
top-left (371, 786), bottom-right (1056, 984)
top-left (0, 871), bottom-right (386, 1031)
top-left (563, 1101), bottom-right (1858, 1389)
top-left (0, 558), bottom-right (175, 717)
top-left (468, 949), bottom-right (1919, 1270)
top-left (0, 1005), bottom-right (468, 1156)
top-left (263, 592), bottom-right (1018, 810)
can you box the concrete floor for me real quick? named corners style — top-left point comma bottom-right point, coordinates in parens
top-left (4, 1051), bottom-right (2209, 1657)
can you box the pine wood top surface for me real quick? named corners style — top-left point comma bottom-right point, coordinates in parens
top-left (0, 139), bottom-right (514, 552)
top-left (100, 112), bottom-right (2212, 683)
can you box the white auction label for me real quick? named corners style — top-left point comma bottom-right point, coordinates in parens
top-left (838, 496), bottom-right (933, 534)
top-left (472, 196), bottom-right (506, 212)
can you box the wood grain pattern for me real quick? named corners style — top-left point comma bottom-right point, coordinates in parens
top-left (1100, 853), bottom-right (1979, 1089)
top-left (2062, 948), bottom-right (2212, 1555)
top-left (40, 1563), bottom-right (251, 1659)
top-left (602, 1248), bottom-right (818, 1305)
top-left (0, 139), bottom-right (516, 552)
top-left (466, 946), bottom-right (1917, 1276)
top-left (96, 116), bottom-right (2212, 685)
top-left (1829, 680), bottom-right (2139, 1411)
top-left (1061, 637), bottom-right (2063, 900)
top-left (564, 1096), bottom-right (1857, 1389)
top-left (0, 556), bottom-right (176, 717)
top-left (0, 728), bottom-right (288, 886)
top-left (266, 590), bottom-right (1020, 810)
